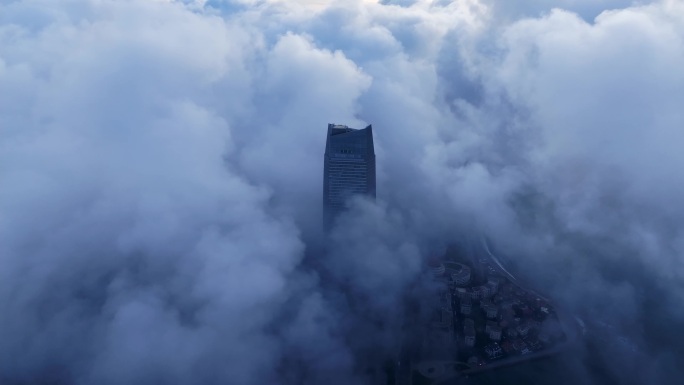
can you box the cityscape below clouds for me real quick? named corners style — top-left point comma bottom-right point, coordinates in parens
top-left (1, 0), bottom-right (684, 384)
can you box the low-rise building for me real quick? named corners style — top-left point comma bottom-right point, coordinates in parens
top-left (471, 287), bottom-right (482, 300)
top-left (506, 327), bottom-right (519, 339)
top-left (486, 281), bottom-right (498, 296)
top-left (481, 299), bottom-right (492, 310)
top-left (464, 328), bottom-right (476, 347)
top-left (526, 337), bottom-right (542, 351)
top-left (441, 291), bottom-right (453, 312)
top-left (484, 343), bottom-right (503, 359)
top-left (481, 301), bottom-right (498, 319)
top-left (485, 320), bottom-right (497, 334)
top-left (516, 322), bottom-right (530, 337)
top-left (455, 287), bottom-right (468, 300)
top-left (460, 298), bottom-right (472, 315)
top-left (445, 262), bottom-right (471, 286)
top-left (487, 276), bottom-right (501, 292)
top-left (480, 285), bottom-right (491, 299)
top-left (489, 326), bottom-right (502, 341)
top-left (430, 261), bottom-right (446, 278)
top-left (463, 318), bottom-right (476, 347)
top-left (512, 339), bottom-right (527, 353)
top-left (487, 306), bottom-right (498, 319)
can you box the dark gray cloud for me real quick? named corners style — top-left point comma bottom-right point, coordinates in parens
top-left (1, 0), bottom-right (683, 384)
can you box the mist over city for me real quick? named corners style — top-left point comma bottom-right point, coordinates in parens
top-left (1, 0), bottom-right (684, 384)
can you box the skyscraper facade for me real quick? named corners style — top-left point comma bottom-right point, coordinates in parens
top-left (323, 123), bottom-right (376, 225)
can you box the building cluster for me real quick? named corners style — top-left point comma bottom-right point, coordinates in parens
top-left (432, 261), bottom-right (472, 285)
top-left (459, 274), bottom-right (564, 364)
top-left (427, 259), bottom-right (566, 367)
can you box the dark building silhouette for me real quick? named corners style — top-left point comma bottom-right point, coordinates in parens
top-left (323, 123), bottom-right (376, 226)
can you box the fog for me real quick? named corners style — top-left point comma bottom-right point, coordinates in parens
top-left (1, 0), bottom-right (683, 384)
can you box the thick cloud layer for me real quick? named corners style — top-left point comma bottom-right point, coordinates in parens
top-left (1, 0), bottom-right (684, 384)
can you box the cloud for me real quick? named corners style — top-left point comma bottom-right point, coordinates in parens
top-left (481, 0), bottom-right (646, 22)
top-left (1, 0), bottom-right (684, 384)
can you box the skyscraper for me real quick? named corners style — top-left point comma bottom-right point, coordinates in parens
top-left (323, 123), bottom-right (376, 226)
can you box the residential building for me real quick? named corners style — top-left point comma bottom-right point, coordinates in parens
top-left (484, 343), bottom-right (503, 359)
top-left (485, 304), bottom-right (498, 319)
top-left (489, 326), bottom-right (502, 341)
top-left (463, 319), bottom-right (476, 347)
top-left (460, 298), bottom-right (472, 315)
top-left (486, 320), bottom-right (498, 334)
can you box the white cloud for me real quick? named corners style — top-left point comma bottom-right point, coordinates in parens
top-left (1, 0), bottom-right (684, 384)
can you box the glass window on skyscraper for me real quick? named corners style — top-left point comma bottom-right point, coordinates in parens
top-left (323, 123), bottom-right (376, 227)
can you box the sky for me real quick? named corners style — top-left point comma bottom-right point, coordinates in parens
top-left (1, 0), bottom-right (684, 384)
